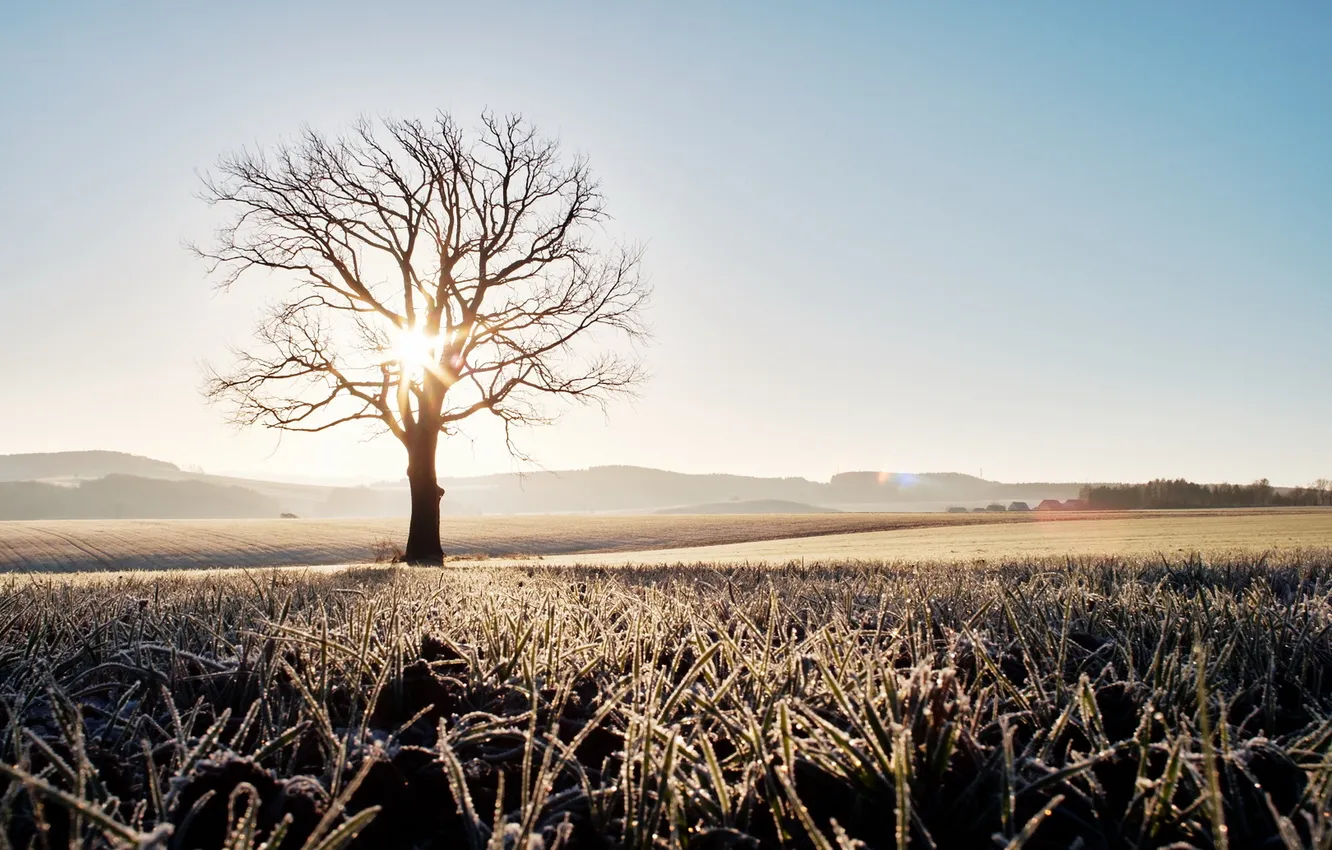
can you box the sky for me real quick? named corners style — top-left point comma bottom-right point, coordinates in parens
top-left (2, 1), bottom-right (1330, 486)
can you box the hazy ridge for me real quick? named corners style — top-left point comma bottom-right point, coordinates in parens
top-left (0, 451), bottom-right (180, 481)
top-left (0, 451), bottom-right (1086, 520)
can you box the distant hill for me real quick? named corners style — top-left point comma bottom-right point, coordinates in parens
top-left (0, 474), bottom-right (277, 520)
top-left (0, 451), bottom-right (179, 481)
top-left (437, 466), bottom-right (1085, 514)
top-left (0, 452), bottom-right (404, 519)
top-left (0, 452), bottom-right (1089, 518)
top-left (657, 499), bottom-right (840, 515)
top-left (824, 470), bottom-right (1078, 505)
top-left (440, 466), bottom-right (828, 513)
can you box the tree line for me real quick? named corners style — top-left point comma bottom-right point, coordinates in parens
top-left (1079, 478), bottom-right (1332, 510)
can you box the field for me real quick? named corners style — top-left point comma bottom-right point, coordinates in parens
top-left (500, 510), bottom-right (1332, 567)
top-left (2, 509), bottom-right (1329, 573)
top-left (0, 512), bottom-right (1032, 573)
top-left (2, 510), bottom-right (1331, 848)
top-left (2, 553), bottom-right (1331, 849)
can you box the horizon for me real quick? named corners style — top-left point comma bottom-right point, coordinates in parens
top-left (3, 2), bottom-right (1330, 486)
top-left (4, 448), bottom-right (1325, 492)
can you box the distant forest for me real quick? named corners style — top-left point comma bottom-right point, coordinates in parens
top-left (1081, 479), bottom-right (1332, 510)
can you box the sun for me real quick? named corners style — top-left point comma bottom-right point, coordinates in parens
top-left (390, 325), bottom-right (441, 376)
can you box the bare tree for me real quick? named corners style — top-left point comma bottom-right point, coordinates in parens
top-left (196, 113), bottom-right (650, 563)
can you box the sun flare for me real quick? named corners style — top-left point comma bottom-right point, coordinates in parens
top-left (390, 326), bottom-right (441, 375)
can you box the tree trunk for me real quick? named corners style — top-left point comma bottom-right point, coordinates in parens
top-left (403, 426), bottom-right (444, 564)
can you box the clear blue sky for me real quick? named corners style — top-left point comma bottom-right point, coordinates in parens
top-left (2, 1), bottom-right (1329, 485)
